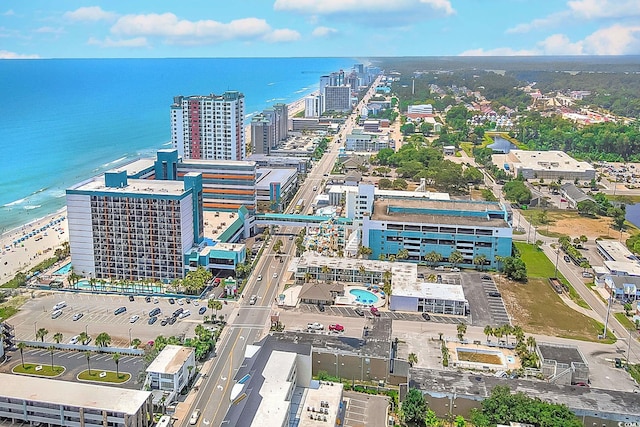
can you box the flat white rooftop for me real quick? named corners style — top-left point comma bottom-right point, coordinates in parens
top-left (393, 281), bottom-right (467, 301)
top-left (0, 372), bottom-right (150, 414)
top-left (146, 345), bottom-right (194, 375)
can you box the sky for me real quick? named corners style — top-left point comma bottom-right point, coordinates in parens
top-left (2, 0), bottom-right (640, 59)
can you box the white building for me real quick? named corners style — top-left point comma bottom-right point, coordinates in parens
top-left (171, 91), bottom-right (245, 161)
top-left (145, 345), bottom-right (196, 404)
top-left (0, 373), bottom-right (152, 427)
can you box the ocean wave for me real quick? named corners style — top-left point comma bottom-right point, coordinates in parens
top-left (3, 197), bottom-right (27, 207)
top-left (23, 205), bottom-right (41, 210)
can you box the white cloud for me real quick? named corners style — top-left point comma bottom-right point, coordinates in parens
top-left (312, 26), bottom-right (338, 37)
top-left (0, 50), bottom-right (39, 59)
top-left (568, 0), bottom-right (640, 19)
top-left (35, 27), bottom-right (65, 35)
top-left (458, 47), bottom-right (536, 56)
top-left (110, 13), bottom-right (273, 44)
top-left (263, 28), bottom-right (301, 43)
top-left (274, 0), bottom-right (454, 15)
top-left (88, 36), bottom-right (149, 48)
top-left (64, 6), bottom-right (118, 22)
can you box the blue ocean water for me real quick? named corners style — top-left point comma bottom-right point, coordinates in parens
top-left (0, 57), bottom-right (354, 233)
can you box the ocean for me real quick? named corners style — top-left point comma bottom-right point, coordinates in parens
top-left (0, 57), bottom-right (355, 233)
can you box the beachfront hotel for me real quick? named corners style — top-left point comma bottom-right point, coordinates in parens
top-left (171, 91), bottom-right (245, 161)
top-left (66, 170), bottom-right (204, 281)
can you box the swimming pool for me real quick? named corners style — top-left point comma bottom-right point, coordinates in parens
top-left (349, 288), bottom-right (379, 305)
top-left (53, 263), bottom-right (72, 275)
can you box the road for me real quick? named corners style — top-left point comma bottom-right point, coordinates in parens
top-left (181, 79), bottom-right (383, 427)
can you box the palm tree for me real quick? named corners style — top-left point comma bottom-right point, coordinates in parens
top-left (17, 342), bottom-right (26, 368)
top-left (483, 325), bottom-right (493, 343)
top-left (84, 351), bottom-right (92, 375)
top-left (407, 353), bottom-right (418, 367)
top-left (95, 332), bottom-right (111, 348)
top-left (449, 250), bottom-right (464, 269)
top-left (36, 327), bottom-right (48, 342)
top-left (47, 346), bottom-right (56, 370)
top-left (112, 353), bottom-right (121, 377)
top-left (208, 299), bottom-right (222, 316)
top-left (53, 332), bottom-right (63, 344)
top-left (78, 331), bottom-right (89, 345)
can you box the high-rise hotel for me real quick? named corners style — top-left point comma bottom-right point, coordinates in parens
top-left (171, 91), bottom-right (245, 161)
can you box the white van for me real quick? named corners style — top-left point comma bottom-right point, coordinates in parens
top-left (51, 310), bottom-right (63, 319)
top-left (53, 301), bottom-right (67, 311)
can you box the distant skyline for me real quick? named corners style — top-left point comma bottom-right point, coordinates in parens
top-left (2, 0), bottom-right (640, 59)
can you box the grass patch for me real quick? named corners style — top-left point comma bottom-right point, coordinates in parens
top-left (13, 363), bottom-right (64, 376)
top-left (78, 370), bottom-right (131, 383)
top-left (614, 312), bottom-right (638, 330)
top-left (514, 242), bottom-right (590, 309)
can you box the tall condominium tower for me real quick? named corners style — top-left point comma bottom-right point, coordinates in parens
top-left (171, 91), bottom-right (245, 161)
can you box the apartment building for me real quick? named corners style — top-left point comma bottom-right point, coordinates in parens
top-left (171, 91), bottom-right (245, 161)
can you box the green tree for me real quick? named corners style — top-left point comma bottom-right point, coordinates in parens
top-left (36, 327), bottom-right (48, 342)
top-left (402, 388), bottom-right (427, 426)
top-left (95, 332), bottom-right (111, 348)
top-left (17, 342), bottom-right (26, 367)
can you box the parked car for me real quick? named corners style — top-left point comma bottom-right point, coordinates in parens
top-left (354, 308), bottom-right (365, 316)
top-left (307, 322), bottom-right (324, 330)
top-left (249, 295), bottom-right (257, 305)
top-left (148, 316), bottom-right (158, 325)
top-left (129, 315), bottom-right (140, 323)
top-left (114, 306), bottom-right (127, 315)
top-left (488, 291), bottom-right (501, 298)
top-left (370, 307), bottom-right (380, 317)
top-left (198, 306), bottom-right (207, 315)
top-left (149, 307), bottom-right (161, 317)
top-left (422, 312), bottom-right (431, 321)
top-left (329, 324), bottom-right (344, 332)
top-left (72, 313), bottom-right (84, 321)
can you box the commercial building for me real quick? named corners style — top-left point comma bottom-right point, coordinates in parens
top-left (345, 129), bottom-right (389, 152)
top-left (504, 150), bottom-right (596, 181)
top-left (0, 373), bottom-right (152, 427)
top-left (66, 170), bottom-right (204, 281)
top-left (144, 345), bottom-right (196, 405)
top-left (222, 335), bottom-right (344, 427)
top-left (390, 282), bottom-right (467, 315)
top-left (171, 92), bottom-right (245, 161)
top-left (362, 198), bottom-right (512, 268)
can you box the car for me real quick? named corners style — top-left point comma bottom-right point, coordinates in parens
top-left (273, 272), bottom-right (278, 278)
top-left (564, 255), bottom-right (571, 262)
top-left (178, 310), bottom-right (191, 319)
top-left (451, 267), bottom-right (460, 272)
top-left (249, 295), bottom-right (257, 305)
top-left (72, 313), bottom-right (84, 321)
top-left (114, 306), bottom-right (127, 315)
top-left (148, 316), bottom-right (158, 325)
top-left (128, 295), bottom-right (135, 302)
top-left (257, 275), bottom-right (262, 281)
top-left (189, 409), bottom-right (201, 425)
top-left (481, 275), bottom-right (492, 281)
top-left (172, 308), bottom-right (184, 318)
top-left (354, 308), bottom-right (365, 316)
top-left (198, 306), bottom-right (207, 315)
top-left (168, 298), bottom-right (175, 304)
top-left (307, 322), bottom-right (324, 330)
top-left (68, 335), bottom-right (80, 345)
top-left (149, 307), bottom-right (161, 317)
top-left (422, 312), bottom-right (431, 321)
top-left (129, 315), bottom-right (140, 323)
top-left (370, 307), bottom-right (380, 317)
top-left (53, 301), bottom-right (67, 311)
top-left (488, 291), bottom-right (502, 298)
top-left (145, 296), bottom-right (151, 303)
top-left (328, 324), bottom-right (344, 332)
top-left (160, 318), bottom-right (168, 326)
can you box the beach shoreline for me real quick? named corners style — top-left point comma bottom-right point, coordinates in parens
top-left (0, 92), bottom-right (311, 284)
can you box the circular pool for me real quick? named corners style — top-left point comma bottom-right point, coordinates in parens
top-left (349, 288), bottom-right (379, 305)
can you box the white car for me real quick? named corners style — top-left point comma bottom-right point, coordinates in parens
top-left (307, 322), bottom-right (324, 331)
top-left (178, 310), bottom-right (191, 319)
top-left (68, 335), bottom-right (80, 345)
top-left (189, 409), bottom-right (201, 425)
top-left (129, 315), bottom-right (140, 323)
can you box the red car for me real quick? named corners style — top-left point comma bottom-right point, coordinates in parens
top-left (329, 324), bottom-right (344, 332)
top-left (370, 307), bottom-right (380, 317)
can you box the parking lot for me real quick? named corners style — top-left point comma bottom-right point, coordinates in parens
top-left (0, 347), bottom-right (145, 389)
top-left (10, 292), bottom-right (236, 347)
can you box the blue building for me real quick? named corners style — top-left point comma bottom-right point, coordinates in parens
top-left (362, 198), bottom-right (512, 269)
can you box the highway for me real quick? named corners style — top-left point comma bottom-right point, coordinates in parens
top-left (180, 78), bottom-right (382, 427)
